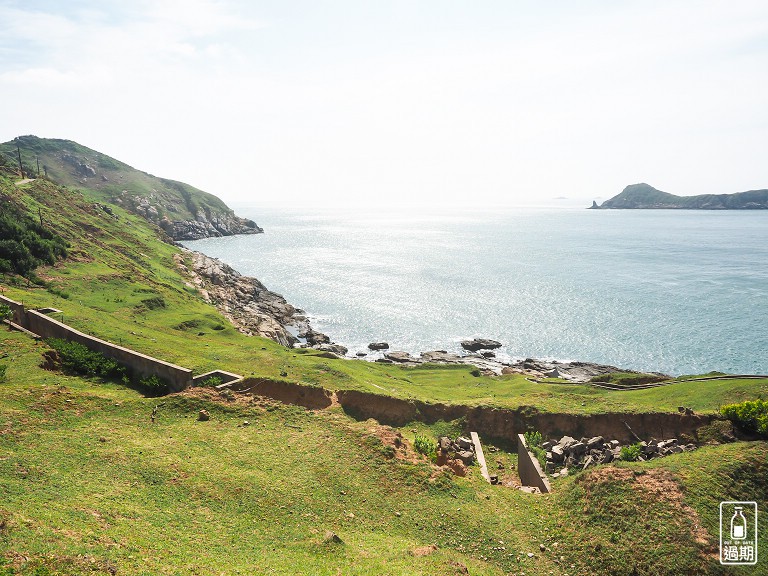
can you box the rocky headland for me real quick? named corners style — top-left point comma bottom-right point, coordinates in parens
top-left (2, 135), bottom-right (265, 242)
top-left (175, 249), bottom-right (332, 348)
top-left (591, 182), bottom-right (768, 209)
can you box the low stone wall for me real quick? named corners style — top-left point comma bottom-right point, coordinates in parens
top-left (517, 433), bottom-right (552, 493)
top-left (4, 297), bottom-right (192, 392)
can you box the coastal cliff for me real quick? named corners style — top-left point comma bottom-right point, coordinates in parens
top-left (591, 183), bottom-right (768, 209)
top-left (175, 249), bottom-right (337, 350)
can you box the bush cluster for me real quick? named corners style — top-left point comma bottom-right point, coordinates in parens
top-left (721, 399), bottom-right (768, 437)
top-left (197, 375), bottom-right (223, 388)
top-left (47, 338), bottom-right (170, 395)
top-left (0, 206), bottom-right (68, 277)
top-left (140, 374), bottom-right (169, 396)
top-left (524, 430), bottom-right (546, 466)
top-left (413, 434), bottom-right (437, 460)
top-left (620, 443), bottom-right (643, 461)
top-left (48, 338), bottom-right (125, 378)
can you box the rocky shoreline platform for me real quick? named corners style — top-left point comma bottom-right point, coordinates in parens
top-left (176, 250), bottom-right (657, 382)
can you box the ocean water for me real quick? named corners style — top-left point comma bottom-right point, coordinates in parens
top-left (184, 205), bottom-right (768, 376)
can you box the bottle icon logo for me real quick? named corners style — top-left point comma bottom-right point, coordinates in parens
top-left (731, 506), bottom-right (747, 540)
top-left (720, 501), bottom-right (758, 565)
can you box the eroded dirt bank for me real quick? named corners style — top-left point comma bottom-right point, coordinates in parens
top-left (229, 381), bottom-right (715, 443)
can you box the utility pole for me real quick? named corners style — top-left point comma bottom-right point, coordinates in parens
top-left (36, 156), bottom-right (40, 177)
top-left (15, 141), bottom-right (23, 178)
top-left (38, 207), bottom-right (44, 227)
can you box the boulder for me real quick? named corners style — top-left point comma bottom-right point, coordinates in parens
top-left (456, 450), bottom-right (475, 465)
top-left (558, 436), bottom-right (577, 449)
top-left (569, 442), bottom-right (587, 456)
top-left (460, 338), bottom-right (502, 352)
top-left (198, 409), bottom-right (210, 421)
top-left (587, 436), bottom-right (604, 448)
top-left (384, 351), bottom-right (419, 363)
top-left (368, 342), bottom-right (390, 350)
top-left (313, 343), bottom-right (349, 356)
top-left (456, 437), bottom-right (473, 450)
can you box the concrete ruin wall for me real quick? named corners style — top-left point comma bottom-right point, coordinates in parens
top-left (2, 295), bottom-right (192, 392)
top-left (0, 294), bottom-right (26, 325)
top-left (517, 433), bottom-right (552, 493)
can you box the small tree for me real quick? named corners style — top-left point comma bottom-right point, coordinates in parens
top-left (0, 303), bottom-right (12, 329)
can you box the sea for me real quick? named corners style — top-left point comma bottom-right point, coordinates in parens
top-left (183, 203), bottom-right (768, 376)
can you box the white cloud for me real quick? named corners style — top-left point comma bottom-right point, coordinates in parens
top-left (1, 1), bottom-right (767, 206)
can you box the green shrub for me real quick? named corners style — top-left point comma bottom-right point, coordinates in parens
top-left (140, 374), bottom-right (169, 396)
top-left (524, 430), bottom-right (546, 466)
top-left (47, 286), bottom-right (70, 299)
top-left (47, 338), bottom-right (125, 379)
top-left (198, 375), bottom-right (223, 388)
top-left (0, 364), bottom-right (7, 382)
top-left (721, 399), bottom-right (768, 437)
top-left (414, 434), bottom-right (437, 460)
top-left (523, 430), bottom-right (543, 448)
top-left (140, 296), bottom-right (166, 310)
top-left (0, 303), bottom-right (12, 327)
top-left (0, 206), bottom-right (68, 277)
top-left (620, 443), bottom-right (643, 462)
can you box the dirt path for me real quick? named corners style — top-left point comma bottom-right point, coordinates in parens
top-left (14, 178), bottom-right (35, 186)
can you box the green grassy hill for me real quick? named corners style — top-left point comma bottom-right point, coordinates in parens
top-left (0, 136), bottom-right (262, 240)
top-left (1, 167), bottom-right (766, 574)
top-left (593, 183), bottom-right (768, 209)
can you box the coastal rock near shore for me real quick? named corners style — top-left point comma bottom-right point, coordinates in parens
top-left (175, 249), bottom-right (332, 348)
top-left (159, 211), bottom-right (263, 241)
top-left (460, 338), bottom-right (502, 352)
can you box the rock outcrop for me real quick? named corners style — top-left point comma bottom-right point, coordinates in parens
top-left (460, 338), bottom-right (502, 352)
top-left (159, 211), bottom-right (263, 241)
top-left (175, 249), bottom-right (330, 348)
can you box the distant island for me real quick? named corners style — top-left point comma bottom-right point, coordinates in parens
top-left (590, 183), bottom-right (768, 210)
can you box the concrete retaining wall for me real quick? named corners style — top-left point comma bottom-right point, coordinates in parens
top-left (0, 294), bottom-right (25, 325)
top-left (3, 296), bottom-right (192, 392)
top-left (517, 433), bottom-right (552, 493)
top-left (25, 311), bottom-right (192, 392)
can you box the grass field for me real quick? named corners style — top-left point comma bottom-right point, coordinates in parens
top-left (2, 172), bottom-right (768, 574)
top-left (2, 331), bottom-right (766, 575)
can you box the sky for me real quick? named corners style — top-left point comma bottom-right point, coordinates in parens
top-left (1, 0), bottom-right (767, 208)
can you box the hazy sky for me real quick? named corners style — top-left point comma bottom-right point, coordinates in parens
top-left (2, 1), bottom-right (767, 207)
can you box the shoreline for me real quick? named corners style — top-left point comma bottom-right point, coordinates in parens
top-left (177, 246), bottom-right (662, 383)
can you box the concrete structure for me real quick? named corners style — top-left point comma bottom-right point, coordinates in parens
top-left (517, 433), bottom-right (552, 494)
top-left (0, 294), bottom-right (192, 392)
top-left (470, 431), bottom-right (491, 484)
top-left (195, 370), bottom-right (243, 387)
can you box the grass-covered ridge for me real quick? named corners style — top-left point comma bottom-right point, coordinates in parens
top-left (0, 136), bottom-right (260, 239)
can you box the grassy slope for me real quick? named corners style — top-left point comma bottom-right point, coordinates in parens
top-left (0, 136), bottom-right (234, 222)
top-left (1, 175), bottom-right (767, 574)
top-left (2, 175), bottom-right (767, 416)
top-left (2, 331), bottom-right (766, 575)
